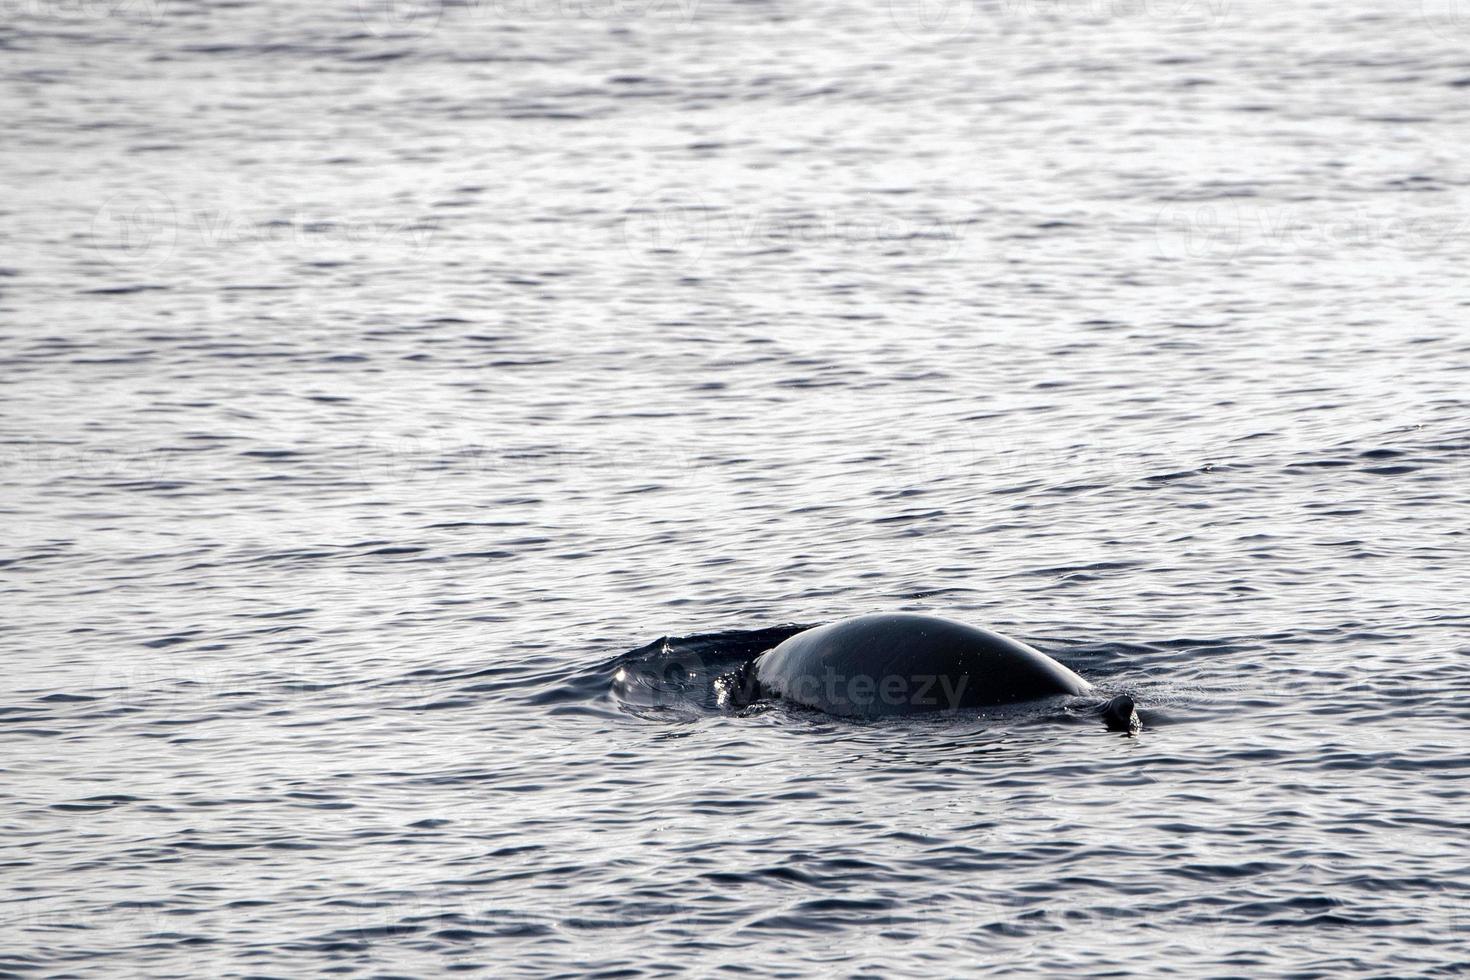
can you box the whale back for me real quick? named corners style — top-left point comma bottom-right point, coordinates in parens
top-left (752, 613), bottom-right (1091, 717)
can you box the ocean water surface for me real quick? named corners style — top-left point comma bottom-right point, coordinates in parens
top-left (3, 0), bottom-right (1470, 974)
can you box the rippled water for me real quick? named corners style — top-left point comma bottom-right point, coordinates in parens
top-left (5, 0), bottom-right (1470, 974)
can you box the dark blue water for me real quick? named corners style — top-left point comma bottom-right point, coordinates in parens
top-left (4, 0), bottom-right (1470, 974)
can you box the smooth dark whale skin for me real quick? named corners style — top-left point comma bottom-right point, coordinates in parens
top-left (751, 613), bottom-right (1092, 717)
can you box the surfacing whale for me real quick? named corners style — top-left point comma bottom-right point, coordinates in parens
top-left (731, 613), bottom-right (1138, 731)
